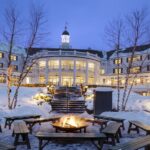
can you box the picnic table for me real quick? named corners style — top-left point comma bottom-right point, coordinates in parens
top-left (4, 114), bottom-right (41, 129)
top-left (35, 132), bottom-right (106, 150)
top-left (24, 117), bottom-right (60, 133)
top-left (128, 120), bottom-right (150, 135)
top-left (84, 118), bottom-right (108, 131)
top-left (109, 135), bottom-right (150, 150)
top-left (94, 115), bottom-right (125, 130)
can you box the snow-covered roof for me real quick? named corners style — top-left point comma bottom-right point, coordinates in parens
top-left (0, 43), bottom-right (26, 55)
top-left (108, 44), bottom-right (150, 59)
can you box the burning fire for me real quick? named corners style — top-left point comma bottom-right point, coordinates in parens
top-left (58, 115), bottom-right (84, 128)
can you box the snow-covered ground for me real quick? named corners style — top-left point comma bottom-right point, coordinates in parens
top-left (0, 84), bottom-right (150, 149)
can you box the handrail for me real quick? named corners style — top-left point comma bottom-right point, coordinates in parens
top-left (34, 50), bottom-right (100, 61)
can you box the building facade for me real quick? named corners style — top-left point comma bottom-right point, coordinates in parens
top-left (25, 27), bottom-right (102, 86)
top-left (0, 43), bottom-right (25, 84)
top-left (100, 44), bottom-right (150, 86)
top-left (0, 28), bottom-right (150, 87)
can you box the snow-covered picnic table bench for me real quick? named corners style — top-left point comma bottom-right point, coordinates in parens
top-left (128, 120), bottom-right (150, 135)
top-left (4, 114), bottom-right (41, 129)
top-left (108, 135), bottom-right (150, 150)
top-left (35, 132), bottom-right (106, 150)
top-left (94, 115), bottom-right (125, 130)
top-left (12, 121), bottom-right (31, 149)
top-left (24, 116), bottom-right (60, 133)
top-left (102, 122), bottom-right (122, 146)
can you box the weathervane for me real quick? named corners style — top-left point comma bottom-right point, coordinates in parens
top-left (65, 22), bottom-right (68, 30)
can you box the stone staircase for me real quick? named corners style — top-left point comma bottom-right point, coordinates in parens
top-left (51, 100), bottom-right (85, 113)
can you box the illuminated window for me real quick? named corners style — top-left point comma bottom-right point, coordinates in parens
top-left (11, 55), bottom-right (17, 61)
top-left (88, 62), bottom-right (95, 72)
top-left (0, 75), bottom-right (5, 83)
top-left (39, 76), bottom-right (45, 83)
top-left (113, 68), bottom-right (123, 74)
top-left (129, 66), bottom-right (141, 73)
top-left (76, 76), bottom-right (85, 84)
top-left (0, 52), bottom-right (4, 58)
top-left (127, 55), bottom-right (142, 62)
top-left (39, 61), bottom-right (46, 68)
top-left (88, 77), bottom-right (94, 85)
top-left (48, 75), bottom-right (59, 85)
top-left (0, 63), bottom-right (3, 68)
top-left (48, 60), bottom-right (59, 69)
top-left (62, 76), bottom-right (73, 86)
top-left (76, 61), bottom-right (86, 70)
top-left (61, 60), bottom-right (74, 69)
top-left (114, 58), bottom-right (122, 64)
top-left (100, 69), bottom-right (105, 74)
top-left (26, 77), bottom-right (30, 84)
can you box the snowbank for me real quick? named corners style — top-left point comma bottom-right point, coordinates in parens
top-left (84, 87), bottom-right (150, 112)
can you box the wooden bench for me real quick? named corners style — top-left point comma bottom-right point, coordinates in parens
top-left (128, 120), bottom-right (150, 135)
top-left (4, 114), bottom-right (41, 129)
top-left (94, 115), bottom-right (125, 130)
top-left (84, 118), bottom-right (108, 131)
top-left (102, 122), bottom-right (122, 146)
top-left (109, 135), bottom-right (150, 150)
top-left (12, 121), bottom-right (31, 149)
top-left (24, 117), bottom-right (60, 133)
top-left (35, 132), bottom-right (106, 150)
top-left (0, 142), bottom-right (16, 150)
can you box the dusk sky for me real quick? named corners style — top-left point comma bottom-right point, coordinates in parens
top-left (0, 0), bottom-right (150, 50)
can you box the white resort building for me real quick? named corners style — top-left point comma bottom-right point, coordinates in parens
top-left (26, 27), bottom-right (102, 86)
top-left (0, 27), bottom-right (150, 87)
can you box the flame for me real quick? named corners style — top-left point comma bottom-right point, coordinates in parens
top-left (59, 115), bottom-right (81, 128)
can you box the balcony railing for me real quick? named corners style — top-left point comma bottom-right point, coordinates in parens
top-left (34, 50), bottom-right (100, 61)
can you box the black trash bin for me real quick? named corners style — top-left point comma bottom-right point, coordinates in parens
top-left (94, 88), bottom-right (113, 115)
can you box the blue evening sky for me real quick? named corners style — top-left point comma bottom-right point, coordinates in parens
top-left (0, 0), bottom-right (150, 50)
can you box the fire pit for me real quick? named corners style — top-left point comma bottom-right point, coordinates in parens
top-left (51, 115), bottom-right (88, 132)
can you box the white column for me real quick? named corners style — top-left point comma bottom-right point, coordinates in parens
top-left (45, 59), bottom-right (49, 84)
top-left (86, 60), bottom-right (88, 85)
top-left (59, 59), bottom-right (62, 86)
top-left (36, 62), bottom-right (39, 84)
top-left (73, 59), bottom-right (76, 86)
top-left (94, 63), bottom-right (98, 85)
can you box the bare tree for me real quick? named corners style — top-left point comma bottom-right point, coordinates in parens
top-left (2, 4), bottom-right (21, 109)
top-left (121, 9), bottom-right (148, 110)
top-left (2, 3), bottom-right (47, 109)
top-left (11, 4), bottom-right (47, 109)
top-left (105, 19), bottom-right (124, 110)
